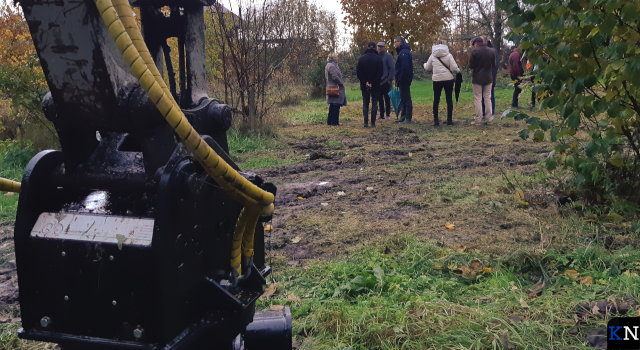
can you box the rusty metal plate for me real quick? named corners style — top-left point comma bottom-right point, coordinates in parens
top-left (31, 212), bottom-right (154, 246)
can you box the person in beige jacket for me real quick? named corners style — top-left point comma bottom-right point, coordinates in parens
top-left (424, 40), bottom-right (460, 126)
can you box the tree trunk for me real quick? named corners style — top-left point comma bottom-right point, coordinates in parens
top-left (493, 0), bottom-right (502, 55)
top-left (248, 86), bottom-right (256, 132)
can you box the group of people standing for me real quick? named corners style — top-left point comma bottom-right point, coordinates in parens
top-left (325, 36), bottom-right (414, 127)
top-left (325, 35), bottom-right (525, 127)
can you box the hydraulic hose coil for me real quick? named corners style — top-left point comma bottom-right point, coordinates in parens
top-left (94, 0), bottom-right (273, 274)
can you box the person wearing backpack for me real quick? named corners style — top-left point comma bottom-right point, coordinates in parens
top-left (424, 40), bottom-right (460, 126)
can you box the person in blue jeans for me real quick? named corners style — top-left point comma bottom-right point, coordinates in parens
top-left (482, 38), bottom-right (500, 118)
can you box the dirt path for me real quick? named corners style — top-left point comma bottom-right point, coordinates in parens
top-left (0, 225), bottom-right (20, 323)
top-left (257, 119), bottom-right (575, 263)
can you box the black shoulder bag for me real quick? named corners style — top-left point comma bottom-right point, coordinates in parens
top-left (436, 56), bottom-right (463, 103)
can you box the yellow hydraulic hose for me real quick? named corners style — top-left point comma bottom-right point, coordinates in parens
top-left (0, 178), bottom-right (20, 193)
top-left (94, 0), bottom-right (272, 275)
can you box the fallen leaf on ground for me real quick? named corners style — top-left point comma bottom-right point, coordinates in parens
top-left (515, 190), bottom-right (525, 199)
top-left (527, 279), bottom-right (546, 296)
top-left (483, 267), bottom-right (492, 273)
top-left (373, 305), bottom-right (383, 309)
top-left (445, 222), bottom-right (455, 230)
top-left (408, 153), bottom-right (413, 157)
top-left (497, 187), bottom-right (511, 194)
top-left (264, 225), bottom-right (272, 231)
top-left (592, 304), bottom-right (600, 315)
top-left (270, 305), bottom-right (284, 311)
top-left (519, 298), bottom-right (529, 308)
top-left (321, 203), bottom-right (328, 206)
top-left (287, 294), bottom-right (301, 302)
top-left (508, 316), bottom-right (522, 324)
top-left (366, 187), bottom-right (374, 192)
top-left (470, 261), bottom-right (481, 268)
top-left (580, 276), bottom-right (594, 285)
top-left (260, 283), bottom-right (279, 300)
top-left (455, 245), bottom-right (466, 253)
top-left (471, 186), bottom-right (480, 190)
top-left (457, 266), bottom-right (476, 279)
top-left (337, 191), bottom-right (346, 196)
top-left (608, 213), bottom-right (624, 220)
top-left (435, 264), bottom-right (443, 268)
top-left (564, 270), bottom-right (580, 278)
top-left (297, 196), bottom-right (305, 200)
top-left (500, 329), bottom-right (516, 350)
top-left (291, 237), bottom-right (301, 243)
top-left (510, 281), bottom-right (518, 290)
top-left (517, 201), bottom-right (529, 208)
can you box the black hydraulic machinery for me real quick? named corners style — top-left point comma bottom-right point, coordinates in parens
top-left (2, 0), bottom-right (292, 348)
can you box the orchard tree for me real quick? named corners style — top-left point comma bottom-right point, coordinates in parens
top-left (500, 0), bottom-right (640, 198)
top-left (340, 0), bottom-right (449, 48)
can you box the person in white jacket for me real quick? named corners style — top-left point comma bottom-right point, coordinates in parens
top-left (424, 41), bottom-right (460, 126)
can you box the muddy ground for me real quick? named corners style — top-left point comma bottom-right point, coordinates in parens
top-left (0, 226), bottom-right (19, 324)
top-left (1, 113), bottom-right (638, 329)
top-left (257, 118), bottom-right (639, 265)
top-left (0, 119), bottom-right (559, 331)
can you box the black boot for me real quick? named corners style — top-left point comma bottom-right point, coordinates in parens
top-left (434, 117), bottom-right (439, 126)
top-left (401, 105), bottom-right (413, 124)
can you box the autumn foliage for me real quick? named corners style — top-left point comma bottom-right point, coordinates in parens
top-left (0, 3), bottom-right (48, 142)
top-left (340, 0), bottom-right (449, 47)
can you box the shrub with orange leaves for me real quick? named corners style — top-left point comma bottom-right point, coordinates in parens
top-left (0, 3), bottom-right (49, 142)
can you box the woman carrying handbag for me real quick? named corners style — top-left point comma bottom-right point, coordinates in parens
top-left (325, 53), bottom-right (347, 126)
top-left (424, 40), bottom-right (460, 126)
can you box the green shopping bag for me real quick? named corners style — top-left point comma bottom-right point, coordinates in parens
top-left (388, 88), bottom-right (402, 118)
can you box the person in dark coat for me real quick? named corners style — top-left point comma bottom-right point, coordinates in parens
top-left (325, 52), bottom-right (346, 126)
top-left (509, 46), bottom-right (524, 108)
top-left (468, 37), bottom-right (495, 125)
top-left (377, 42), bottom-right (395, 121)
top-left (356, 42), bottom-right (383, 127)
top-left (482, 38), bottom-right (500, 118)
top-left (393, 36), bottom-right (414, 124)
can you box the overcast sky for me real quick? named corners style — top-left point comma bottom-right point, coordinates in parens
top-left (223, 0), bottom-right (351, 45)
top-left (316, 0), bottom-right (348, 35)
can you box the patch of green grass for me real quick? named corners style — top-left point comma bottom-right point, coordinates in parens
top-left (327, 140), bottom-right (344, 148)
top-left (238, 155), bottom-right (304, 170)
top-left (280, 79), bottom-right (519, 128)
top-left (0, 162), bottom-right (25, 225)
top-left (227, 129), bottom-right (283, 155)
top-left (263, 236), bottom-right (640, 349)
top-left (288, 110), bottom-right (329, 124)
